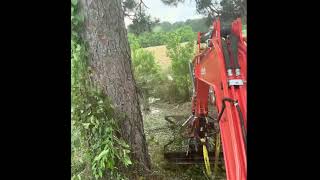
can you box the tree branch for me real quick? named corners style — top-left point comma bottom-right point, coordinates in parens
top-left (209, 3), bottom-right (221, 14)
top-left (139, 0), bottom-right (149, 9)
top-left (124, 12), bottom-right (135, 20)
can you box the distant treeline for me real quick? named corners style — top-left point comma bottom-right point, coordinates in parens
top-left (151, 17), bottom-right (210, 33)
top-left (127, 18), bottom-right (211, 48)
top-left (128, 25), bottom-right (197, 48)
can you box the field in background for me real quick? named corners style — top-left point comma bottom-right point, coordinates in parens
top-left (143, 42), bottom-right (191, 71)
top-left (144, 45), bottom-right (171, 71)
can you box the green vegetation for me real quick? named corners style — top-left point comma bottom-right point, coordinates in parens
top-left (71, 0), bottom-right (131, 179)
top-left (72, 0), bottom-right (246, 178)
top-left (161, 0), bottom-right (247, 26)
top-left (152, 18), bottom-right (210, 33)
top-left (129, 26), bottom-right (196, 103)
top-left (127, 11), bottom-right (160, 36)
top-left (129, 25), bottom-right (197, 48)
top-left (165, 28), bottom-right (195, 102)
top-left (128, 33), bottom-right (162, 109)
top-left (128, 17), bottom-right (210, 48)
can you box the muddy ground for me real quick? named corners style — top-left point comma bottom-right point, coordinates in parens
top-left (142, 100), bottom-right (226, 180)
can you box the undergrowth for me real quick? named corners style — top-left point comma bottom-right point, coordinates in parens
top-left (71, 0), bottom-right (132, 179)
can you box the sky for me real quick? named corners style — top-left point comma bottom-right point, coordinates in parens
top-left (124, 0), bottom-right (205, 27)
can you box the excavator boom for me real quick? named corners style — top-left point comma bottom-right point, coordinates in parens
top-left (191, 18), bottom-right (247, 180)
top-left (163, 18), bottom-right (247, 180)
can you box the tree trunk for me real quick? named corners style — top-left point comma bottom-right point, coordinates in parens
top-left (79, 0), bottom-right (151, 176)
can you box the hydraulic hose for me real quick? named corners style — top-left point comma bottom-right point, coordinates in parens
top-left (217, 98), bottom-right (247, 152)
top-left (230, 34), bottom-right (240, 75)
top-left (221, 38), bottom-right (232, 74)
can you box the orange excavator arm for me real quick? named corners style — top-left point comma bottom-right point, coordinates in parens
top-left (191, 18), bottom-right (247, 180)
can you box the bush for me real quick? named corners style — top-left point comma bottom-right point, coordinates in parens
top-left (138, 32), bottom-right (168, 47)
top-left (128, 25), bottom-right (196, 48)
top-left (129, 34), bottom-right (162, 109)
top-left (155, 70), bottom-right (185, 103)
top-left (128, 26), bottom-right (197, 103)
top-left (174, 26), bottom-right (196, 42)
top-left (165, 27), bottom-right (196, 102)
top-left (132, 49), bottom-right (161, 96)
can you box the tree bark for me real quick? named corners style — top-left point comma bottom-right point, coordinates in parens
top-left (79, 0), bottom-right (151, 176)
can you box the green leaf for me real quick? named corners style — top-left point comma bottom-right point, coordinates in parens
top-left (100, 160), bottom-right (105, 169)
top-left (94, 149), bottom-right (109, 161)
top-left (107, 158), bottom-right (115, 169)
top-left (123, 149), bottom-right (130, 154)
top-left (123, 155), bottom-right (132, 166)
top-left (90, 116), bottom-right (95, 124)
top-left (77, 14), bottom-right (85, 23)
top-left (82, 123), bottom-right (90, 129)
top-left (71, 0), bottom-right (78, 6)
top-left (98, 170), bottom-right (102, 178)
top-left (123, 151), bottom-right (132, 166)
top-left (85, 103), bottom-right (91, 109)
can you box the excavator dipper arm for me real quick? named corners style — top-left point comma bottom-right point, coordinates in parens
top-left (192, 18), bottom-right (247, 180)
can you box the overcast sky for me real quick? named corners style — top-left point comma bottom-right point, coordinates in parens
top-left (124, 0), bottom-right (205, 27)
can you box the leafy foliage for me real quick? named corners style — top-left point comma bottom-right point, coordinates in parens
top-left (128, 17), bottom-right (210, 48)
top-left (161, 0), bottom-right (185, 6)
top-left (128, 11), bottom-right (160, 36)
top-left (165, 27), bottom-right (195, 101)
top-left (129, 25), bottom-right (197, 48)
top-left (124, 0), bottom-right (160, 36)
top-left (136, 32), bottom-right (168, 48)
top-left (128, 26), bottom-right (196, 103)
top-left (128, 34), bottom-right (162, 107)
top-left (161, 0), bottom-right (247, 26)
top-left (71, 0), bottom-right (132, 179)
top-left (184, 18), bottom-right (210, 32)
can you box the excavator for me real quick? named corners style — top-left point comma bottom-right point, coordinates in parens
top-left (163, 18), bottom-right (247, 180)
